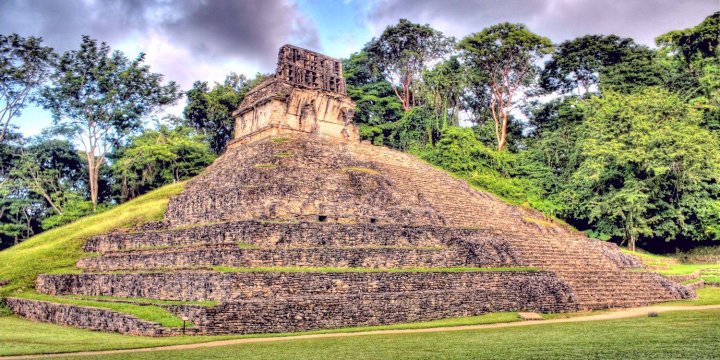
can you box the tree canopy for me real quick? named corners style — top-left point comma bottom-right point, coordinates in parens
top-left (459, 23), bottom-right (553, 151)
top-left (40, 36), bottom-right (181, 210)
top-left (0, 34), bottom-right (56, 143)
top-left (364, 19), bottom-right (454, 111)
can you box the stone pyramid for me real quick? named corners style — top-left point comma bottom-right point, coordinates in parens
top-left (7, 45), bottom-right (693, 336)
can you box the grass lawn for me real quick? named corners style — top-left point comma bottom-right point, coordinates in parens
top-left (0, 312), bottom-right (520, 356)
top-left (54, 309), bottom-right (720, 360)
top-left (0, 182), bottom-right (185, 297)
top-left (658, 287), bottom-right (720, 306)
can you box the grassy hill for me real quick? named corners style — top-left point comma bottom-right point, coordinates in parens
top-left (0, 182), bottom-right (185, 297)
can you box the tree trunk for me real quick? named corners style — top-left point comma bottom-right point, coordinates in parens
top-left (86, 152), bottom-right (99, 212)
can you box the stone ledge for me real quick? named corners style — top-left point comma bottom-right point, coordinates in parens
top-left (37, 271), bottom-right (570, 303)
top-left (77, 247), bottom-right (477, 271)
top-left (4, 298), bottom-right (171, 336)
top-left (167, 288), bottom-right (577, 334)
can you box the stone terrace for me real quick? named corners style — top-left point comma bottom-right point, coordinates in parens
top-left (8, 45), bottom-right (693, 336)
top-left (8, 135), bottom-right (694, 336)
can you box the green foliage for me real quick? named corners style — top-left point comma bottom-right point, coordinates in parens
top-left (422, 56), bottom-right (465, 129)
top-left (459, 23), bottom-right (553, 151)
top-left (0, 182), bottom-right (184, 296)
top-left (112, 126), bottom-right (214, 201)
top-left (560, 88), bottom-right (720, 250)
top-left (599, 46), bottom-right (667, 94)
top-left (39, 193), bottom-right (96, 230)
top-left (416, 127), bottom-right (553, 212)
top-left (183, 73), bottom-right (264, 154)
top-left (343, 52), bottom-right (403, 128)
top-left (40, 36), bottom-right (181, 210)
top-left (0, 34), bottom-right (56, 143)
top-left (364, 19), bottom-right (454, 111)
top-left (658, 12), bottom-right (720, 132)
top-left (542, 35), bottom-right (664, 96)
top-left (361, 107), bottom-right (439, 149)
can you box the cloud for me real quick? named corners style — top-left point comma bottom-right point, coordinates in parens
top-left (364, 0), bottom-right (720, 46)
top-left (0, 0), bottom-right (321, 88)
top-left (159, 0), bottom-right (321, 63)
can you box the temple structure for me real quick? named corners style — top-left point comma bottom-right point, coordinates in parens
top-left (230, 45), bottom-right (358, 145)
top-left (5, 45), bottom-right (695, 336)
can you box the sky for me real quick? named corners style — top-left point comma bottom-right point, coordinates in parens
top-left (2, 0), bottom-right (719, 138)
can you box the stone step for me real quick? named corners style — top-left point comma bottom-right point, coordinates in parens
top-left (36, 270), bottom-right (568, 303)
top-left (169, 288), bottom-right (578, 335)
top-left (84, 221), bottom-right (504, 254)
top-left (77, 246), bottom-right (485, 271)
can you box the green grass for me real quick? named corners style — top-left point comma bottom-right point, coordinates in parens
top-left (14, 292), bottom-right (189, 327)
top-left (654, 263), bottom-right (720, 275)
top-left (0, 183), bottom-right (185, 297)
top-left (0, 312), bottom-right (520, 356)
top-left (236, 242), bottom-right (260, 249)
top-left (658, 287), bottom-right (720, 306)
top-left (210, 266), bottom-right (538, 273)
top-left (50, 310), bottom-right (720, 360)
top-left (274, 151), bottom-right (294, 157)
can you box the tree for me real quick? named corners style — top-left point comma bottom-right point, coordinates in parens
top-left (112, 125), bottom-right (214, 201)
top-left (422, 56), bottom-right (465, 131)
top-left (10, 138), bottom-right (85, 216)
top-left (658, 12), bottom-right (720, 129)
top-left (0, 34), bottom-right (56, 143)
top-left (561, 88), bottom-right (720, 251)
top-left (40, 36), bottom-right (181, 211)
top-left (459, 23), bottom-right (553, 151)
top-left (342, 51), bottom-right (403, 144)
top-left (183, 73), bottom-right (263, 154)
top-left (541, 35), bottom-right (657, 96)
top-left (364, 19), bottom-right (454, 111)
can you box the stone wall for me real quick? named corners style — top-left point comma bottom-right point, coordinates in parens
top-left (77, 246), bottom-right (479, 271)
top-left (84, 220), bottom-right (519, 265)
top-left (5, 298), bottom-right (167, 336)
top-left (168, 275), bottom-right (577, 334)
top-left (37, 271), bottom-right (567, 303)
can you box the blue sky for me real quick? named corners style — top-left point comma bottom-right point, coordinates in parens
top-left (2, 0), bottom-right (718, 138)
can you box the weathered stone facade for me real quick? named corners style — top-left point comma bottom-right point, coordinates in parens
top-left (14, 45), bottom-right (694, 337)
top-left (231, 45), bottom-right (357, 145)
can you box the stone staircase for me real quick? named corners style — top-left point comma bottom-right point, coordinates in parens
top-left (7, 135), bottom-right (693, 336)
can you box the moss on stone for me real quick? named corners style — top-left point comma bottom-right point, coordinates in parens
top-left (342, 167), bottom-right (380, 175)
top-left (254, 163), bottom-right (277, 169)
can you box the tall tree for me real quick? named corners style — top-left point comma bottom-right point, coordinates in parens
top-left (183, 73), bottom-right (263, 154)
top-left (561, 88), bottom-right (720, 251)
top-left (459, 23), bottom-right (553, 151)
top-left (40, 36), bottom-right (181, 210)
top-left (364, 19), bottom-right (454, 111)
top-left (10, 138), bottom-right (85, 216)
top-left (657, 12), bottom-right (720, 129)
top-left (422, 56), bottom-right (465, 131)
top-left (112, 125), bottom-right (214, 201)
top-left (541, 35), bottom-right (655, 96)
top-left (0, 34), bottom-right (56, 143)
top-left (342, 51), bottom-right (403, 143)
